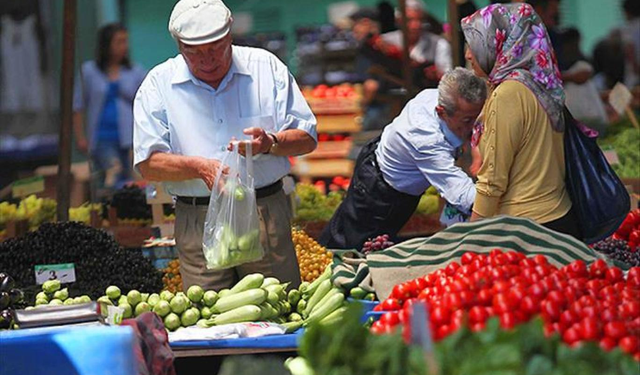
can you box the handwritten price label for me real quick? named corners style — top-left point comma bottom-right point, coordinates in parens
top-left (35, 263), bottom-right (76, 285)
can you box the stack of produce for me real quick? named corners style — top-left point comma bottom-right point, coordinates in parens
top-left (592, 209), bottom-right (640, 267)
top-left (0, 272), bottom-right (26, 330)
top-left (361, 234), bottom-right (394, 255)
top-left (0, 195), bottom-right (57, 231)
top-left (0, 222), bottom-right (163, 300)
top-left (68, 203), bottom-right (103, 225)
top-left (30, 280), bottom-right (91, 307)
top-left (287, 304), bottom-right (637, 375)
top-left (162, 259), bottom-right (183, 293)
top-left (372, 250), bottom-right (640, 360)
top-left (292, 228), bottom-right (333, 282)
top-left (296, 267), bottom-right (348, 327)
top-left (110, 184), bottom-right (152, 225)
top-left (599, 125), bottom-right (640, 178)
top-left (294, 184), bottom-right (343, 223)
top-left (198, 274), bottom-right (301, 332)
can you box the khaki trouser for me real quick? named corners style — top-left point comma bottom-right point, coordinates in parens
top-left (174, 189), bottom-right (301, 291)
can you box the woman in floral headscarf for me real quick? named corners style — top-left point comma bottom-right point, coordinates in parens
top-left (462, 3), bottom-right (581, 239)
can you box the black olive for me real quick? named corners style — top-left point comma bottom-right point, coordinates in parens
top-left (0, 292), bottom-right (10, 310)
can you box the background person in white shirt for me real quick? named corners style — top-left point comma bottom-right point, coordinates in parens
top-left (320, 68), bottom-right (485, 250)
top-left (381, 0), bottom-right (453, 82)
top-left (133, 0), bottom-right (317, 290)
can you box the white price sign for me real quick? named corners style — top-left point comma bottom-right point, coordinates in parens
top-left (35, 263), bottom-right (76, 285)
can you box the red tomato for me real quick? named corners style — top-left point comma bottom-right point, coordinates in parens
top-left (520, 295), bottom-right (540, 315)
top-left (380, 311), bottom-right (400, 326)
top-left (410, 278), bottom-right (428, 293)
top-left (461, 252), bottom-right (476, 265)
top-left (436, 324), bottom-right (452, 340)
top-left (380, 298), bottom-right (401, 311)
top-left (493, 293), bottom-right (513, 314)
top-left (478, 288), bottom-right (493, 306)
top-left (579, 317), bottom-right (601, 341)
top-left (560, 310), bottom-right (579, 329)
top-left (499, 312), bottom-right (517, 330)
top-left (581, 306), bottom-right (598, 319)
top-left (430, 306), bottom-right (450, 326)
top-left (599, 337), bottom-right (617, 351)
top-left (589, 259), bottom-right (608, 279)
top-left (604, 321), bottom-right (628, 340)
top-left (568, 260), bottom-right (588, 277)
top-left (459, 290), bottom-right (475, 308)
top-left (533, 254), bottom-right (549, 266)
top-left (628, 267), bottom-right (640, 287)
top-left (391, 283), bottom-right (412, 301)
top-left (445, 262), bottom-right (460, 276)
top-left (492, 280), bottom-right (511, 294)
top-left (629, 230), bottom-right (640, 244)
top-left (544, 322), bottom-right (557, 337)
top-left (541, 300), bottom-right (562, 322)
top-left (470, 322), bottom-right (486, 332)
top-left (601, 307), bottom-right (619, 323)
top-left (370, 320), bottom-right (393, 335)
top-left (469, 306), bottom-right (489, 323)
top-left (520, 258), bottom-right (537, 268)
top-left (528, 283), bottom-right (547, 299)
top-left (619, 336), bottom-right (639, 355)
top-left (563, 326), bottom-right (582, 345)
top-left (620, 301), bottom-right (640, 320)
top-left (547, 290), bottom-right (567, 308)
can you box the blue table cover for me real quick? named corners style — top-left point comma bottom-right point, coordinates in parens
top-left (0, 325), bottom-right (137, 375)
top-left (169, 329), bottom-right (303, 349)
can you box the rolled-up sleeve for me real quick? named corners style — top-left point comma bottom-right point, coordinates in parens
top-left (415, 144), bottom-right (476, 214)
top-left (271, 57), bottom-right (317, 142)
top-left (474, 90), bottom-right (523, 217)
top-left (133, 73), bottom-right (171, 170)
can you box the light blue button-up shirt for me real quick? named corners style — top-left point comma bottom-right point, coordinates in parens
top-left (375, 89), bottom-right (476, 213)
top-left (133, 46), bottom-right (317, 196)
top-left (73, 61), bottom-right (147, 150)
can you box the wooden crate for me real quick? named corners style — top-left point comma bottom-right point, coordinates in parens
top-left (316, 114), bottom-right (362, 133)
top-left (291, 159), bottom-right (355, 184)
top-left (305, 140), bottom-right (352, 159)
top-left (307, 97), bottom-right (361, 115)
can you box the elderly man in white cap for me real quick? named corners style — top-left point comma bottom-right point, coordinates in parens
top-left (133, 0), bottom-right (317, 290)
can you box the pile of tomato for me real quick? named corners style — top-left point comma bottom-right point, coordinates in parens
top-left (371, 250), bottom-right (640, 360)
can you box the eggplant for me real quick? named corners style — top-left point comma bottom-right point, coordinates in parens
top-left (0, 309), bottom-right (12, 329)
top-left (0, 273), bottom-right (14, 292)
top-left (9, 289), bottom-right (24, 305)
top-left (0, 292), bottom-right (10, 310)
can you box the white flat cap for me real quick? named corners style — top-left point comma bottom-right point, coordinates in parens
top-left (168, 0), bottom-right (232, 45)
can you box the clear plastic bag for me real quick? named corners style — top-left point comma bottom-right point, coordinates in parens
top-left (203, 142), bottom-right (265, 270)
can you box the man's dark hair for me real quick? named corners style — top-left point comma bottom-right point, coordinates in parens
top-left (527, 0), bottom-right (560, 9)
top-left (96, 23), bottom-right (131, 72)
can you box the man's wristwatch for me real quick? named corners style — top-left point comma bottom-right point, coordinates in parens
top-left (265, 132), bottom-right (279, 154)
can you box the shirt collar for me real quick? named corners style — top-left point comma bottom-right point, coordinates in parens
top-left (171, 47), bottom-right (252, 86)
top-left (436, 110), bottom-right (464, 149)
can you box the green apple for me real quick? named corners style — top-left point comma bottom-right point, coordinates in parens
top-left (106, 286), bottom-right (121, 300)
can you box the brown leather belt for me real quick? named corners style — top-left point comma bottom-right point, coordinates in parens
top-left (176, 179), bottom-right (283, 206)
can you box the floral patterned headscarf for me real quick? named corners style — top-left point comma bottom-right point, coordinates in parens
top-left (461, 3), bottom-right (565, 132)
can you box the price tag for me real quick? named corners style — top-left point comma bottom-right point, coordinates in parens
top-left (603, 149), bottom-right (620, 165)
top-left (35, 263), bottom-right (76, 285)
top-left (609, 82), bottom-right (632, 116)
top-left (12, 176), bottom-right (45, 198)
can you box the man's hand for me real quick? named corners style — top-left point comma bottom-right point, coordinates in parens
top-left (227, 127), bottom-right (274, 156)
top-left (197, 158), bottom-right (229, 190)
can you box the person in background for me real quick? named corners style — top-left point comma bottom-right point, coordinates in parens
top-left (320, 68), bottom-right (486, 250)
top-left (134, 0), bottom-right (316, 291)
top-left (377, 1), bottom-right (397, 34)
top-left (463, 3), bottom-right (581, 239)
top-left (381, 0), bottom-right (453, 83)
top-left (73, 23), bottom-right (147, 193)
top-left (349, 8), bottom-right (390, 131)
top-left (561, 28), bottom-right (608, 127)
top-left (592, 30), bottom-right (627, 91)
top-left (621, 0), bottom-right (639, 88)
